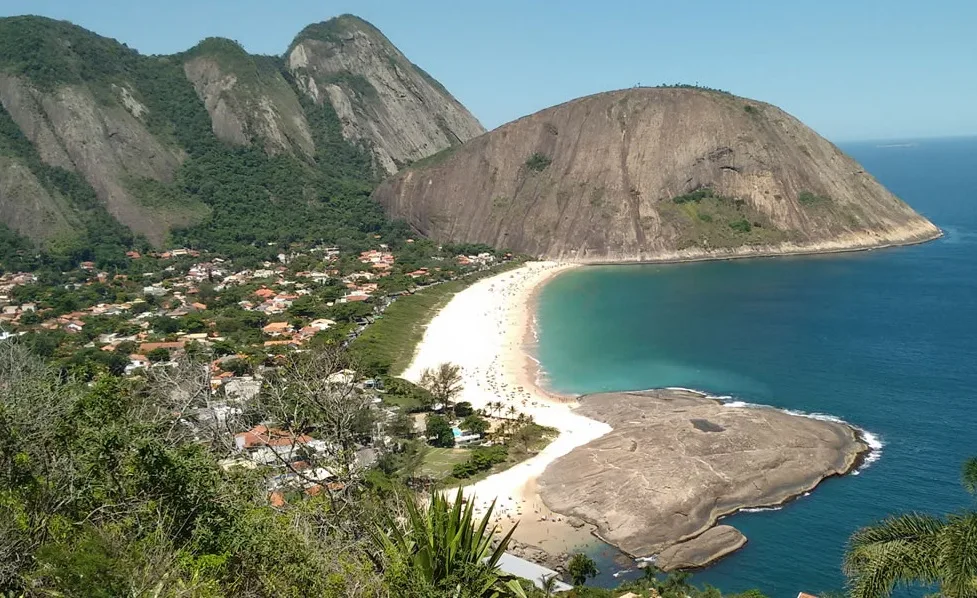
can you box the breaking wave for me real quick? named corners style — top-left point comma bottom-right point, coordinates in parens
top-left (721, 397), bottom-right (883, 473)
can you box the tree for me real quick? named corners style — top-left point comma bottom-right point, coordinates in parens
top-left (454, 401), bottom-right (474, 417)
top-left (222, 357), bottom-right (251, 377)
top-left (18, 311), bottom-right (40, 325)
top-left (567, 553), bottom-right (598, 586)
top-left (540, 573), bottom-right (560, 597)
top-left (151, 316), bottom-right (180, 334)
top-left (844, 455), bottom-right (977, 598)
top-left (419, 362), bottom-right (463, 408)
top-left (373, 488), bottom-right (526, 597)
top-left (462, 414), bottom-right (490, 436)
top-left (146, 347), bottom-right (170, 362)
top-left (425, 414), bottom-right (454, 448)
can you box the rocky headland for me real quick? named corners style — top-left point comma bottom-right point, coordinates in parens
top-left (536, 388), bottom-right (868, 569)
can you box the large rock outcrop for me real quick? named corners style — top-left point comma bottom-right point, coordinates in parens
top-left (287, 15), bottom-right (484, 175)
top-left (537, 389), bottom-right (867, 564)
top-left (373, 87), bottom-right (940, 261)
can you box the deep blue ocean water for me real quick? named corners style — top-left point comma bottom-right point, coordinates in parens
top-left (534, 137), bottom-right (977, 597)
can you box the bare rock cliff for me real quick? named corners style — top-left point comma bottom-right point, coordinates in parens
top-left (0, 73), bottom-right (185, 246)
top-left (373, 88), bottom-right (940, 261)
top-left (287, 15), bottom-right (484, 175)
top-left (184, 39), bottom-right (315, 159)
top-left (0, 155), bottom-right (75, 241)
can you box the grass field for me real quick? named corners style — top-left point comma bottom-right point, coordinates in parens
top-left (351, 260), bottom-right (524, 375)
top-left (418, 447), bottom-right (471, 478)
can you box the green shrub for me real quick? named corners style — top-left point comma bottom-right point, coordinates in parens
top-left (673, 188), bottom-right (716, 204)
top-left (525, 153), bottom-right (552, 172)
top-left (744, 104), bottom-right (758, 114)
top-left (451, 445), bottom-right (508, 479)
top-left (729, 218), bottom-right (752, 233)
top-left (698, 213), bottom-right (714, 223)
top-left (425, 414), bottom-right (454, 448)
top-left (798, 191), bottom-right (831, 206)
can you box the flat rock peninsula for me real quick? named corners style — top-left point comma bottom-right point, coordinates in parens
top-left (537, 389), bottom-right (868, 567)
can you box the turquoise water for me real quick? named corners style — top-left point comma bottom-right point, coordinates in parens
top-left (534, 137), bottom-right (977, 597)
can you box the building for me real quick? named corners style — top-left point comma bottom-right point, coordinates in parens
top-left (494, 553), bottom-right (572, 592)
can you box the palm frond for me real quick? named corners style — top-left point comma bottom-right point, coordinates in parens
top-left (844, 513), bottom-right (944, 598)
top-left (936, 512), bottom-right (977, 598)
top-left (962, 458), bottom-right (977, 496)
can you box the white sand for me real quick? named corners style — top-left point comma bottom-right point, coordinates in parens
top-left (402, 262), bottom-right (612, 548)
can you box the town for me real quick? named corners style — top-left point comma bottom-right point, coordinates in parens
top-left (0, 239), bottom-right (550, 506)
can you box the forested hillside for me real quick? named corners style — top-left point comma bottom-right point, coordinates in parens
top-left (0, 14), bottom-right (482, 271)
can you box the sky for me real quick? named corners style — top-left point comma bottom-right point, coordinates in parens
top-left (2, 0), bottom-right (975, 142)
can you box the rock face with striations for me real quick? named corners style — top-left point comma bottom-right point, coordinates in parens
top-left (373, 87), bottom-right (940, 261)
top-left (287, 15), bottom-right (485, 175)
top-left (184, 38), bottom-right (315, 159)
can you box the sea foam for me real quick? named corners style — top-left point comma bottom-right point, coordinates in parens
top-left (721, 398), bottom-right (883, 472)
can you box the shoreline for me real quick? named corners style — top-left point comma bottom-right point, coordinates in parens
top-left (402, 261), bottom-right (609, 555)
top-left (401, 259), bottom-right (879, 568)
top-left (554, 222), bottom-right (943, 265)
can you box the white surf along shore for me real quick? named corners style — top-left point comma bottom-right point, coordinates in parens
top-left (402, 261), bottom-right (611, 552)
top-left (401, 261), bottom-right (880, 554)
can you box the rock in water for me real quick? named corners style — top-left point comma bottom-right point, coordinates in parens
top-left (373, 87), bottom-right (940, 260)
top-left (655, 526), bottom-right (747, 571)
top-left (536, 389), bottom-right (867, 560)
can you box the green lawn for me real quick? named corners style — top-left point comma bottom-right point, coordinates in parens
top-left (350, 260), bottom-right (524, 375)
top-left (418, 447), bottom-right (471, 478)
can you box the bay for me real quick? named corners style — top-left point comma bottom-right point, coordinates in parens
top-left (534, 137), bottom-right (977, 597)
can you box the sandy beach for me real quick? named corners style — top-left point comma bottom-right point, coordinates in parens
top-left (402, 261), bottom-right (610, 553)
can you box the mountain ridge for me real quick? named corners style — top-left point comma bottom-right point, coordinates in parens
top-left (0, 14), bottom-right (481, 262)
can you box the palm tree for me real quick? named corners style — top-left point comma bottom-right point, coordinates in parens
top-left (374, 488), bottom-right (527, 597)
top-left (539, 573), bottom-right (559, 597)
top-left (844, 456), bottom-right (977, 598)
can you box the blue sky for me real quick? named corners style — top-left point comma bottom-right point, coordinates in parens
top-left (2, 0), bottom-right (974, 141)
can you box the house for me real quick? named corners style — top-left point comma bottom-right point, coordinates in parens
top-left (309, 318), bottom-right (336, 331)
top-left (495, 553), bottom-right (572, 592)
top-left (125, 354), bottom-right (149, 374)
top-left (138, 341), bottom-right (185, 353)
top-left (224, 377), bottom-right (262, 401)
top-left (326, 369), bottom-right (356, 385)
top-left (262, 321), bottom-right (292, 336)
top-left (233, 424), bottom-right (326, 465)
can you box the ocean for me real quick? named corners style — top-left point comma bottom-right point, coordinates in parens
top-left (533, 137), bottom-right (977, 597)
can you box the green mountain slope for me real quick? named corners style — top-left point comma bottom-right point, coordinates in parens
top-left (0, 15), bottom-right (481, 266)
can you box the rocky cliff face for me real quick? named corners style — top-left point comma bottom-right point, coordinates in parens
top-left (373, 87), bottom-right (940, 261)
top-left (184, 39), bottom-right (315, 159)
top-left (287, 15), bottom-right (484, 175)
top-left (0, 72), bottom-right (187, 246)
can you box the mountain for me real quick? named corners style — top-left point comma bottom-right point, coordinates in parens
top-left (286, 15), bottom-right (484, 175)
top-left (372, 87), bottom-right (941, 261)
top-left (0, 14), bottom-right (481, 264)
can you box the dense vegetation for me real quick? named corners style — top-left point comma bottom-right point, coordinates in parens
top-left (525, 152), bottom-right (553, 172)
top-left (0, 15), bottom-right (423, 271)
